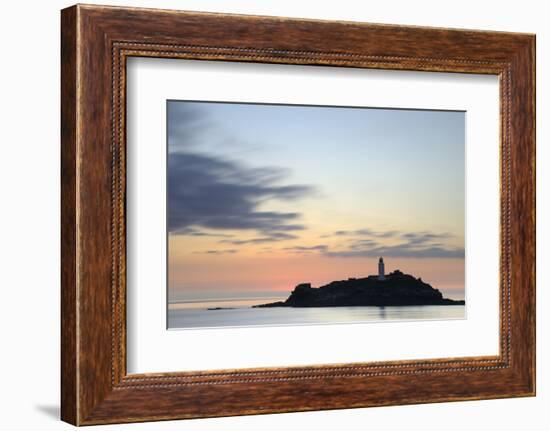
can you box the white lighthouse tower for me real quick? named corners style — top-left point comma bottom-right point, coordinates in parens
top-left (378, 257), bottom-right (386, 281)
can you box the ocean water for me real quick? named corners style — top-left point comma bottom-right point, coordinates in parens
top-left (168, 297), bottom-right (465, 329)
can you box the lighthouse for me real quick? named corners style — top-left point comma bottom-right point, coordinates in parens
top-left (378, 257), bottom-right (386, 281)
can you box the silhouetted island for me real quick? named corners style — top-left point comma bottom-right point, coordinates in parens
top-left (254, 266), bottom-right (465, 308)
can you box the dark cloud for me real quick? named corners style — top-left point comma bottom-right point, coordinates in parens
top-left (324, 230), bottom-right (463, 259)
top-left (329, 228), bottom-right (401, 238)
top-left (172, 227), bottom-right (234, 238)
top-left (193, 249), bottom-right (238, 255)
top-left (220, 232), bottom-right (298, 245)
top-left (326, 229), bottom-right (451, 241)
top-left (167, 103), bottom-right (212, 153)
top-left (168, 152), bottom-right (315, 235)
top-left (282, 245), bottom-right (328, 254)
top-left (400, 232), bottom-right (451, 244)
top-left (349, 239), bottom-right (378, 249)
top-left (318, 228), bottom-right (463, 258)
top-left (324, 244), bottom-right (464, 258)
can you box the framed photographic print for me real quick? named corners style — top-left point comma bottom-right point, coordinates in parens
top-left (164, 100), bottom-right (466, 331)
top-left (61, 4), bottom-right (535, 425)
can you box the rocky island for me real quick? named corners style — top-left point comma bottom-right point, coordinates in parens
top-left (254, 259), bottom-right (464, 308)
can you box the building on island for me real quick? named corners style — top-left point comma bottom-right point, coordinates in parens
top-left (378, 257), bottom-right (386, 281)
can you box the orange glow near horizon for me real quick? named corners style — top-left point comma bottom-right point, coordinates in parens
top-left (169, 233), bottom-right (465, 300)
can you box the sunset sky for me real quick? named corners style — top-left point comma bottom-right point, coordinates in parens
top-left (167, 101), bottom-right (465, 302)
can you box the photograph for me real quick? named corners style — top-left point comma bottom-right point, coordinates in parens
top-left (167, 100), bottom-right (466, 329)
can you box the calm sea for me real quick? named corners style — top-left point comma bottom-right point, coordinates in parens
top-left (168, 296), bottom-right (465, 329)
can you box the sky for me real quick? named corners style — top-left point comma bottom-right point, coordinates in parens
top-left (167, 100), bottom-right (465, 301)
